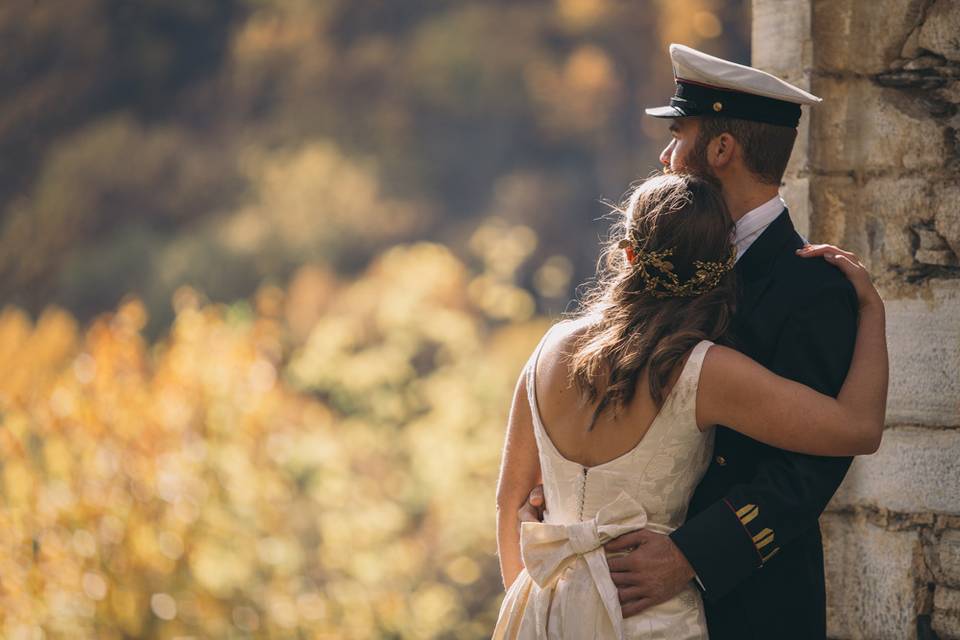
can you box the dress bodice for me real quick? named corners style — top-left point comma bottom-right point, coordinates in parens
top-left (494, 322), bottom-right (715, 639)
top-left (526, 324), bottom-right (715, 531)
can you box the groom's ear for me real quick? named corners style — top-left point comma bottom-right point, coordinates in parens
top-left (708, 132), bottom-right (737, 171)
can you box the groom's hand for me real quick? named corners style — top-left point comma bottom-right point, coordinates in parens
top-left (604, 530), bottom-right (696, 617)
top-left (517, 484), bottom-right (545, 531)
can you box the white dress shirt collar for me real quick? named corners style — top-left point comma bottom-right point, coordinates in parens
top-left (733, 194), bottom-right (786, 262)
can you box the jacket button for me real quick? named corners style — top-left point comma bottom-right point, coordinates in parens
top-left (715, 455), bottom-right (727, 466)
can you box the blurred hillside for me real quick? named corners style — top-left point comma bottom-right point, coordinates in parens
top-left (0, 0), bottom-right (748, 334)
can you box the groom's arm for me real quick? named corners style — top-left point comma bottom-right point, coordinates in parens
top-left (669, 279), bottom-right (858, 601)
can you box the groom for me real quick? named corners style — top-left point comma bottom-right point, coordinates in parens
top-left (518, 44), bottom-right (859, 639)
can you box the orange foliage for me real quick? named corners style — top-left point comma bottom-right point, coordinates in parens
top-left (0, 244), bottom-right (550, 639)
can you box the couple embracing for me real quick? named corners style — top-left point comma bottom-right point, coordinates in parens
top-left (492, 45), bottom-right (889, 639)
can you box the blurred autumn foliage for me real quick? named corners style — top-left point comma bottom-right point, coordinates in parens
top-left (0, 0), bottom-right (747, 636)
top-left (0, 242), bottom-right (551, 638)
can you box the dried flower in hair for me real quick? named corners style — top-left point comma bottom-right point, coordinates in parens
top-left (619, 238), bottom-right (736, 298)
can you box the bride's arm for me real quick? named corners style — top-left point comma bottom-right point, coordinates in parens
top-left (495, 366), bottom-right (541, 590)
top-left (697, 245), bottom-right (888, 456)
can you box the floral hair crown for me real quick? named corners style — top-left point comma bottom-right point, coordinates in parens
top-left (618, 237), bottom-right (736, 298)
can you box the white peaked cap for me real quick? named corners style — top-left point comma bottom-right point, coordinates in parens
top-left (669, 44), bottom-right (821, 105)
top-left (646, 44), bottom-right (822, 127)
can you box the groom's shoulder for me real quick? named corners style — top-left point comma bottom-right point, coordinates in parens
top-left (772, 241), bottom-right (857, 308)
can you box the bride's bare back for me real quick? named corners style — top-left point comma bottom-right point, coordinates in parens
top-left (533, 318), bottom-right (691, 468)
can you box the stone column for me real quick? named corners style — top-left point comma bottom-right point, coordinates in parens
top-left (753, 1), bottom-right (960, 638)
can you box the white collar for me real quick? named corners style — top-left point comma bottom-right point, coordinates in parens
top-left (733, 194), bottom-right (786, 261)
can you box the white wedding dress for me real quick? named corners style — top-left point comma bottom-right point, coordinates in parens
top-left (493, 325), bottom-right (715, 639)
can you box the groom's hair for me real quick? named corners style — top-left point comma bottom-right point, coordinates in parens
top-left (695, 117), bottom-right (798, 185)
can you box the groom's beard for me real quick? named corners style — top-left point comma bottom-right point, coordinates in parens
top-left (665, 140), bottom-right (721, 189)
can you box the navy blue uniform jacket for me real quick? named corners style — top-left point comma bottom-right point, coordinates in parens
top-left (670, 208), bottom-right (859, 640)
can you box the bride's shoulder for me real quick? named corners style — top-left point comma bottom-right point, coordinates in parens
top-left (698, 343), bottom-right (760, 389)
top-left (528, 318), bottom-right (595, 378)
top-left (544, 316), bottom-right (594, 352)
top-left (700, 343), bottom-right (741, 366)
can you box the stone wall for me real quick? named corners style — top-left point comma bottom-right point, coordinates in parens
top-left (753, 1), bottom-right (960, 638)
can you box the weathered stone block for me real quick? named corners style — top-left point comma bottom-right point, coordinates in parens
top-left (811, 0), bottom-right (926, 74)
top-left (884, 284), bottom-right (960, 428)
top-left (822, 512), bottom-right (921, 639)
top-left (808, 175), bottom-right (929, 272)
top-left (934, 586), bottom-right (960, 639)
top-left (810, 77), bottom-right (948, 172)
top-left (934, 182), bottom-right (960, 259)
top-left (807, 174), bottom-right (960, 287)
top-left (781, 176), bottom-right (810, 239)
top-left (909, 0), bottom-right (960, 63)
top-left (807, 175), bottom-right (862, 250)
top-left (913, 224), bottom-right (959, 266)
top-left (783, 104), bottom-right (814, 179)
top-left (939, 530), bottom-right (960, 588)
top-left (831, 427), bottom-right (960, 514)
top-left (859, 177), bottom-right (933, 269)
top-left (752, 0), bottom-right (812, 85)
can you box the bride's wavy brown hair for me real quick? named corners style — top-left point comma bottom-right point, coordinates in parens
top-left (564, 173), bottom-right (737, 431)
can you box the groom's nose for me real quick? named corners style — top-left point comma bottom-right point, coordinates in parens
top-left (659, 140), bottom-right (674, 169)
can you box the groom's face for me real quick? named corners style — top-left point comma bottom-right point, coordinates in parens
top-left (659, 117), bottom-right (697, 173)
top-left (659, 117), bottom-right (714, 180)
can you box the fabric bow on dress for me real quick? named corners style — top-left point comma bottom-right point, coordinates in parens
top-left (515, 491), bottom-right (674, 640)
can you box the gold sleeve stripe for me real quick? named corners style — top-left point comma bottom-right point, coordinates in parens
top-left (762, 547), bottom-right (781, 563)
top-left (752, 528), bottom-right (773, 543)
top-left (736, 504), bottom-right (756, 518)
top-left (754, 530), bottom-right (775, 549)
top-left (737, 505), bottom-right (759, 526)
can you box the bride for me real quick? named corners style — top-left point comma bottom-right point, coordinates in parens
top-left (491, 173), bottom-right (888, 639)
